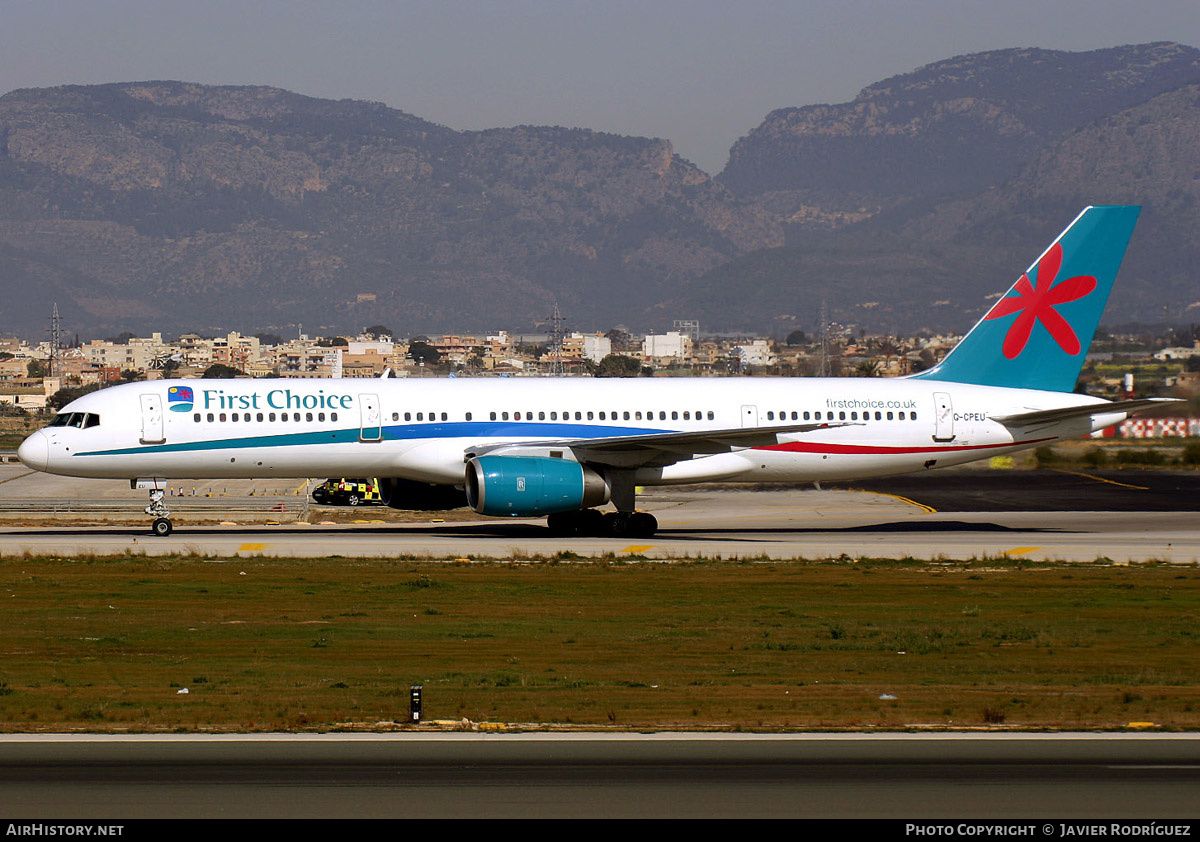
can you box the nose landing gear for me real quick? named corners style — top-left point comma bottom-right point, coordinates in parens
top-left (144, 487), bottom-right (173, 536)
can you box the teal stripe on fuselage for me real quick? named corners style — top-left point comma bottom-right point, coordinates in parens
top-left (76, 421), bottom-right (672, 458)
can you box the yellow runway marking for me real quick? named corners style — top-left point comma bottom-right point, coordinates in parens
top-left (621, 545), bottom-right (654, 554)
top-left (1052, 469), bottom-right (1149, 490)
top-left (1005, 547), bottom-right (1041, 557)
top-left (238, 543), bottom-right (266, 552)
top-left (863, 491), bottom-right (937, 514)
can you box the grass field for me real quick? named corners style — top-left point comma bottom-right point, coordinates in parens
top-left (0, 554), bottom-right (1197, 733)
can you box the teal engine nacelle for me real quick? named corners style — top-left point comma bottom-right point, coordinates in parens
top-left (465, 455), bottom-right (610, 517)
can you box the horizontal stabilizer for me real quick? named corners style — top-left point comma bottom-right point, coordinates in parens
top-left (989, 398), bottom-right (1183, 428)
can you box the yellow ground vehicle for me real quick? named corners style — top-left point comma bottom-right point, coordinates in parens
top-left (311, 478), bottom-right (381, 506)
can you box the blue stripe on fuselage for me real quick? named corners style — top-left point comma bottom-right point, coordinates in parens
top-left (76, 421), bottom-right (673, 457)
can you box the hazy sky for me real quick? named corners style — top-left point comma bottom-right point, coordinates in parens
top-left (2, 0), bottom-right (1198, 174)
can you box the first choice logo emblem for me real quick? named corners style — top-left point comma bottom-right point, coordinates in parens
top-left (167, 385), bottom-right (194, 412)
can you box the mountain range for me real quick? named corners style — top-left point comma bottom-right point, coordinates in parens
top-left (0, 41), bottom-right (1198, 338)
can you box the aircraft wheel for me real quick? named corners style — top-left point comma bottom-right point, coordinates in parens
top-left (576, 508), bottom-right (605, 537)
top-left (602, 512), bottom-right (632, 538)
top-left (629, 512), bottom-right (658, 538)
top-left (151, 517), bottom-right (173, 537)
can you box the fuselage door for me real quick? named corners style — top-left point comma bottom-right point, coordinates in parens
top-left (140, 393), bottom-right (165, 444)
top-left (741, 405), bottom-right (759, 428)
top-left (933, 392), bottom-right (955, 442)
top-left (359, 393), bottom-right (382, 442)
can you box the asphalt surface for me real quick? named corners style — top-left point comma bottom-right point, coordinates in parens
top-left (0, 466), bottom-right (1198, 562)
top-left (833, 469), bottom-right (1200, 512)
top-left (3, 734), bottom-right (1198, 819)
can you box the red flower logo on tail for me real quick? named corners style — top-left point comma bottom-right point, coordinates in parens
top-left (984, 243), bottom-right (1096, 359)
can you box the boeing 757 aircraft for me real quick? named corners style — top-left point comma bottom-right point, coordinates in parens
top-left (17, 206), bottom-right (1177, 538)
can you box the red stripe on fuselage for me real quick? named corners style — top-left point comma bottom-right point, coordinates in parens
top-left (755, 437), bottom-right (1054, 456)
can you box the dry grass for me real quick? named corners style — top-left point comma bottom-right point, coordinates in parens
top-left (0, 554), bottom-right (1197, 732)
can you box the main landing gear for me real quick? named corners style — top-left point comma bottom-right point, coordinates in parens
top-left (546, 469), bottom-right (657, 537)
top-left (145, 488), bottom-right (173, 537)
top-left (546, 509), bottom-right (658, 538)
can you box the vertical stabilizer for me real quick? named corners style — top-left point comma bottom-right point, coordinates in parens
top-left (912, 205), bottom-right (1140, 392)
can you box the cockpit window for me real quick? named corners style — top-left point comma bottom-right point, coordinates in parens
top-left (48, 412), bottom-right (100, 429)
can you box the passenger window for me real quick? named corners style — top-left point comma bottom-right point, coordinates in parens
top-left (306, 412), bottom-right (313, 422)
top-left (257, 413), bottom-right (264, 422)
top-left (331, 412), bottom-right (338, 422)
top-left (671, 411), bottom-right (678, 420)
top-left (319, 412), bottom-right (325, 422)
top-left (574, 412), bottom-right (581, 420)
top-left (887, 411), bottom-right (893, 420)
top-left (683, 411), bottom-right (690, 420)
top-left (899, 412), bottom-right (906, 420)
top-left (875, 412), bottom-right (882, 420)
top-left (623, 411), bottom-right (630, 420)
top-left (550, 412), bottom-right (557, 420)
top-left (767, 411), bottom-right (774, 421)
top-left (502, 412), bottom-right (509, 420)
top-left (707, 411), bottom-right (714, 420)
top-left (803, 411), bottom-right (810, 420)
top-left (194, 413), bottom-right (201, 423)
top-left (851, 412), bottom-right (857, 420)
top-left (465, 412), bottom-right (472, 421)
top-left (207, 413), bottom-right (215, 422)
top-left (417, 412), bottom-right (424, 421)
top-left (587, 411), bottom-right (594, 420)
top-left (231, 413), bottom-right (239, 423)
top-left (911, 412), bottom-right (918, 421)
top-left (490, 412), bottom-right (496, 421)
top-left (441, 412), bottom-right (448, 421)
top-left (659, 411), bottom-right (666, 420)
top-left (635, 411), bottom-right (642, 420)
top-left (539, 411), bottom-right (546, 420)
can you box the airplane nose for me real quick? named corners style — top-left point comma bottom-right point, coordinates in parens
top-left (17, 430), bottom-right (49, 472)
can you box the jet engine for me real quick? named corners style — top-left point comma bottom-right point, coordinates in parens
top-left (465, 455), bottom-right (610, 517)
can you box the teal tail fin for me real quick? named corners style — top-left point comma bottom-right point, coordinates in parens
top-left (912, 205), bottom-right (1140, 392)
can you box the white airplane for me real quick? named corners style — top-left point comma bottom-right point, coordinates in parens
top-left (17, 205), bottom-right (1177, 538)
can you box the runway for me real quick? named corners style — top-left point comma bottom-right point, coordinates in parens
top-left (3, 468), bottom-right (1198, 819)
top-left (0, 466), bottom-right (1196, 562)
top-left (3, 733), bottom-right (1199, 818)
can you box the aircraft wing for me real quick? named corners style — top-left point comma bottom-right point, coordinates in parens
top-left (468, 422), bottom-right (854, 469)
top-left (989, 397), bottom-right (1183, 428)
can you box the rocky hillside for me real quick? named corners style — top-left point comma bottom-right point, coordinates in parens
top-left (682, 80), bottom-right (1200, 332)
top-left (720, 43), bottom-right (1200, 231)
top-left (0, 82), bottom-right (780, 335)
top-left (2, 42), bottom-right (1198, 339)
